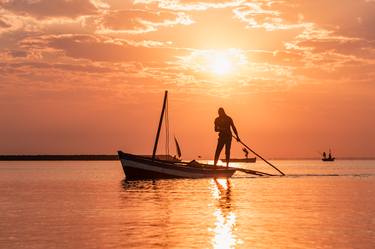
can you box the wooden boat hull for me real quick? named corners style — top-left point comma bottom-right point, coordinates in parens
top-left (118, 151), bottom-right (236, 180)
top-left (220, 158), bottom-right (256, 163)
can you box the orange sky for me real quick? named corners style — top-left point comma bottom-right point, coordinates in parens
top-left (0, 0), bottom-right (374, 158)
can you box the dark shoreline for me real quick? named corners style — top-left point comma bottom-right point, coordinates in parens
top-left (0, 155), bottom-right (119, 161)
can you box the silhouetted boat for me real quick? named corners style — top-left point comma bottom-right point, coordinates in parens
top-left (322, 150), bottom-right (335, 161)
top-left (118, 151), bottom-right (236, 180)
top-left (118, 91), bottom-right (236, 180)
top-left (221, 157), bottom-right (256, 163)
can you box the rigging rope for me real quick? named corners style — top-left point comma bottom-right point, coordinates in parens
top-left (165, 96), bottom-right (170, 157)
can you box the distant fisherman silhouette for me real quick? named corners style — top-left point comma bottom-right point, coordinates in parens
top-left (214, 108), bottom-right (240, 167)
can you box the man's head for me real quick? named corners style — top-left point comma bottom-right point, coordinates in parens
top-left (218, 107), bottom-right (226, 117)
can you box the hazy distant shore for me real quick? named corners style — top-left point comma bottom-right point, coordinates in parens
top-left (0, 155), bottom-right (374, 161)
top-left (0, 155), bottom-right (119, 161)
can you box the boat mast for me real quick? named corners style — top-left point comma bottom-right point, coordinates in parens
top-left (152, 90), bottom-right (168, 160)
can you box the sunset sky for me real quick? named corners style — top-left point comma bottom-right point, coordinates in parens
top-left (0, 0), bottom-right (374, 158)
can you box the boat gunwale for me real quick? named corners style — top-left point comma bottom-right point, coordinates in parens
top-left (118, 151), bottom-right (236, 172)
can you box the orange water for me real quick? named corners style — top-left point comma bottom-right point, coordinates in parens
top-left (0, 160), bottom-right (374, 249)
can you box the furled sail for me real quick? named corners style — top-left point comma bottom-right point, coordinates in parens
top-left (174, 136), bottom-right (182, 158)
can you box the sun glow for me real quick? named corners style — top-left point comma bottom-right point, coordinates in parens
top-left (210, 53), bottom-right (233, 75)
top-left (180, 49), bottom-right (248, 77)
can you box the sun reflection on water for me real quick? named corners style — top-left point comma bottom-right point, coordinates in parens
top-left (210, 179), bottom-right (242, 249)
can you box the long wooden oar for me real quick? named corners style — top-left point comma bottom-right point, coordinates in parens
top-left (233, 136), bottom-right (285, 176)
top-left (229, 167), bottom-right (275, 176)
top-left (178, 159), bottom-right (274, 177)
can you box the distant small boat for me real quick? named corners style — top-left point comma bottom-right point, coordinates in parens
top-left (221, 147), bottom-right (256, 163)
top-left (220, 157), bottom-right (256, 163)
top-left (322, 150), bottom-right (335, 161)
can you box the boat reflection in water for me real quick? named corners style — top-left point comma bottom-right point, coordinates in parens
top-left (210, 179), bottom-right (243, 248)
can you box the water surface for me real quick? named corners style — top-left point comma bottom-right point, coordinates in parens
top-left (0, 160), bottom-right (374, 249)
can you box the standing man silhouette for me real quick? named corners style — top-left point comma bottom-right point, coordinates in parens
top-left (214, 107), bottom-right (240, 167)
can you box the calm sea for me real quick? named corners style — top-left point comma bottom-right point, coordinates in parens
top-left (0, 160), bottom-right (374, 249)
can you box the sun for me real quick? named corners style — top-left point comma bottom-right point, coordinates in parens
top-left (210, 53), bottom-right (233, 75)
top-left (180, 49), bottom-right (247, 77)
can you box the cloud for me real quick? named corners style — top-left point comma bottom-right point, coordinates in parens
top-left (134, 0), bottom-right (242, 11)
top-left (7, 49), bottom-right (28, 57)
top-left (247, 49), bottom-right (304, 67)
top-left (297, 39), bottom-right (375, 59)
top-left (1, 0), bottom-right (374, 91)
top-left (97, 9), bottom-right (193, 34)
top-left (0, 0), bottom-right (98, 19)
top-left (0, 14), bottom-right (28, 35)
top-left (0, 18), bottom-right (11, 28)
top-left (232, 2), bottom-right (308, 31)
top-left (280, 0), bottom-right (375, 40)
top-left (19, 34), bottom-right (187, 63)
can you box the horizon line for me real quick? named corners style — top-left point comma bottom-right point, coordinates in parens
top-left (0, 154), bottom-right (374, 161)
